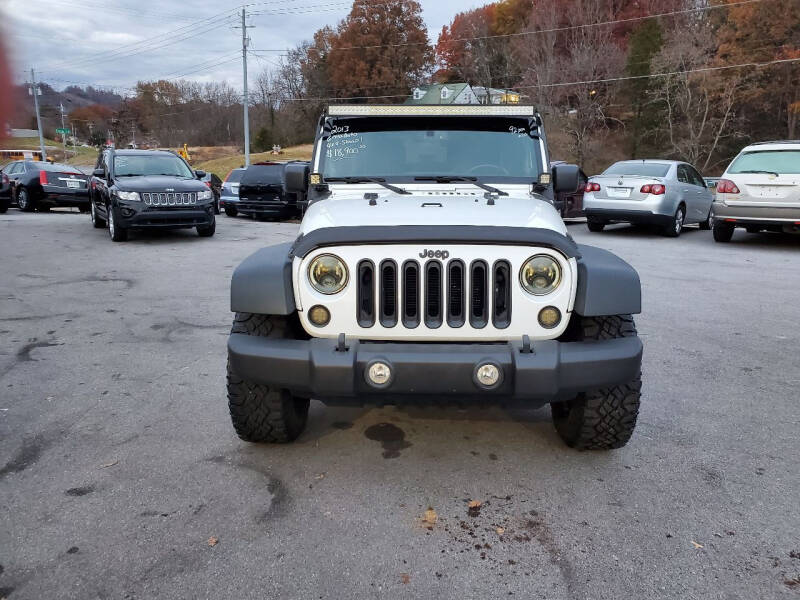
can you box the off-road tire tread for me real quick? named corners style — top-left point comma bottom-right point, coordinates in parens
top-left (227, 313), bottom-right (309, 443)
top-left (552, 315), bottom-right (641, 450)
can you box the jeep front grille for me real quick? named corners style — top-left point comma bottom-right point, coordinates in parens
top-left (357, 258), bottom-right (512, 330)
top-left (141, 192), bottom-right (197, 206)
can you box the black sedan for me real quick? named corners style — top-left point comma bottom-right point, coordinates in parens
top-left (3, 160), bottom-right (89, 212)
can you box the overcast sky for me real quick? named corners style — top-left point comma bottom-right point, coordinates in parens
top-left (1, 0), bottom-right (477, 94)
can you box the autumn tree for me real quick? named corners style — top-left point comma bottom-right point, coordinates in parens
top-left (327, 0), bottom-right (432, 100)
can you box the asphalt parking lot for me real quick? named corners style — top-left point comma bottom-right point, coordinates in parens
top-left (1, 210), bottom-right (799, 599)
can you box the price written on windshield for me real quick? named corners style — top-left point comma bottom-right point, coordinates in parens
top-left (326, 132), bottom-right (366, 161)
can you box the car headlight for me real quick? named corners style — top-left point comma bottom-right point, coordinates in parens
top-left (116, 191), bottom-right (140, 201)
top-left (520, 255), bottom-right (561, 295)
top-left (308, 254), bottom-right (348, 295)
top-left (198, 190), bottom-right (213, 201)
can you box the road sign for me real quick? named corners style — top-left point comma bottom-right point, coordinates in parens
top-left (56, 128), bottom-right (71, 135)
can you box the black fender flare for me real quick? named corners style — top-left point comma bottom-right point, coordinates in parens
top-left (573, 244), bottom-right (641, 316)
top-left (230, 242), bottom-right (296, 315)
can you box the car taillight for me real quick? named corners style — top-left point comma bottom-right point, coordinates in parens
top-left (39, 170), bottom-right (48, 185)
top-left (584, 182), bottom-right (600, 192)
top-left (641, 184), bottom-right (665, 195)
top-left (717, 179), bottom-right (740, 194)
top-left (204, 181), bottom-right (211, 188)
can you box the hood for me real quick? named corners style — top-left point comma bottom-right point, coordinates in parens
top-left (299, 187), bottom-right (566, 236)
top-left (114, 175), bottom-right (206, 193)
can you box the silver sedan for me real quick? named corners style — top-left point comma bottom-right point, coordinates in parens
top-left (583, 160), bottom-right (714, 237)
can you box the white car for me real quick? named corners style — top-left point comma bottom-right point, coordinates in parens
top-left (225, 105), bottom-right (644, 451)
top-left (711, 141), bottom-right (800, 242)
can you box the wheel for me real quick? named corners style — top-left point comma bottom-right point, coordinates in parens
top-left (551, 315), bottom-right (642, 450)
top-left (227, 313), bottom-right (310, 443)
top-left (712, 220), bottom-right (735, 243)
top-left (699, 209), bottom-right (712, 230)
top-left (17, 188), bottom-right (35, 212)
top-left (0, 198), bottom-right (8, 213)
top-left (214, 197), bottom-right (221, 215)
top-left (107, 205), bottom-right (128, 241)
top-left (38, 205), bottom-right (51, 212)
top-left (663, 206), bottom-right (685, 237)
top-left (225, 205), bottom-right (238, 217)
top-left (197, 218), bottom-right (216, 237)
top-left (587, 220), bottom-right (605, 232)
top-left (90, 200), bottom-right (105, 228)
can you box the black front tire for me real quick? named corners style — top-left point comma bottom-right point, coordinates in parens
top-left (587, 220), bottom-right (605, 232)
top-left (712, 221), bottom-right (735, 243)
top-left (227, 313), bottom-right (309, 443)
top-left (551, 315), bottom-right (642, 450)
top-left (197, 218), bottom-right (216, 237)
top-left (225, 205), bottom-right (238, 217)
top-left (699, 210), bottom-right (712, 230)
top-left (107, 205), bottom-right (128, 242)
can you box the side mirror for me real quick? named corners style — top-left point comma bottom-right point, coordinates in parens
top-left (552, 163), bottom-right (580, 194)
top-left (92, 168), bottom-right (105, 178)
top-left (284, 162), bottom-right (309, 194)
top-left (194, 169), bottom-right (206, 179)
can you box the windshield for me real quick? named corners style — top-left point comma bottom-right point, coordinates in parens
top-left (114, 154), bottom-right (194, 178)
top-left (319, 117), bottom-right (543, 181)
top-left (602, 162), bottom-right (670, 177)
top-left (728, 150), bottom-right (800, 175)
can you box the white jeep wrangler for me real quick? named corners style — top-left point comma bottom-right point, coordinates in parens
top-left (227, 105), bottom-right (643, 450)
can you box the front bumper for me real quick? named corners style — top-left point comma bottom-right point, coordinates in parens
top-left (228, 334), bottom-right (643, 406)
top-left (115, 202), bottom-right (215, 229)
top-left (585, 208), bottom-right (672, 227)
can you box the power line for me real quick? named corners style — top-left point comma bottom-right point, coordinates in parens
top-left (252, 0), bottom-right (770, 54)
top-left (280, 56), bottom-right (800, 102)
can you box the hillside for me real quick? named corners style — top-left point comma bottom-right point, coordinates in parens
top-left (0, 137), bottom-right (99, 167)
top-left (195, 145), bottom-right (313, 177)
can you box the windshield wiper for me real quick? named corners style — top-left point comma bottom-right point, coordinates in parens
top-left (324, 176), bottom-right (410, 195)
top-left (738, 170), bottom-right (780, 177)
top-left (414, 175), bottom-right (508, 196)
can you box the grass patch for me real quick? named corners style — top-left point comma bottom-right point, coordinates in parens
top-left (194, 144), bottom-right (313, 178)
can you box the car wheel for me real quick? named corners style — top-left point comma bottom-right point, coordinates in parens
top-left (0, 197), bottom-right (8, 213)
top-left (224, 205), bottom-right (238, 217)
top-left (197, 218), bottom-right (216, 237)
top-left (90, 200), bottom-right (105, 228)
top-left (107, 205), bottom-right (128, 242)
top-left (663, 206), bottom-right (685, 237)
top-left (551, 315), bottom-right (641, 450)
top-left (227, 313), bottom-right (310, 443)
top-left (587, 220), bottom-right (605, 232)
top-left (214, 197), bottom-right (221, 215)
top-left (712, 220), bottom-right (735, 243)
top-left (699, 209), bottom-right (712, 230)
top-left (17, 188), bottom-right (34, 212)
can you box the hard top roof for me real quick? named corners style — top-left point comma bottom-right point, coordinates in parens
top-left (326, 104), bottom-right (537, 117)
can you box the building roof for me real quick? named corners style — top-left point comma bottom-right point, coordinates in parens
top-left (406, 83), bottom-right (471, 104)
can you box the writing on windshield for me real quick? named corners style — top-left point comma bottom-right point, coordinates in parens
top-left (320, 118), bottom-right (543, 180)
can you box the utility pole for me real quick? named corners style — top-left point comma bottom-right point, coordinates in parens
top-left (130, 123), bottom-right (136, 148)
top-left (239, 7), bottom-right (252, 166)
top-left (59, 102), bottom-right (67, 159)
top-left (29, 68), bottom-right (47, 162)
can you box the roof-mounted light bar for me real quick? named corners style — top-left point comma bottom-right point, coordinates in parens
top-left (326, 104), bottom-right (537, 117)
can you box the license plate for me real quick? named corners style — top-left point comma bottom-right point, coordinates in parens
top-left (607, 187), bottom-right (631, 198)
top-left (66, 180), bottom-right (80, 189)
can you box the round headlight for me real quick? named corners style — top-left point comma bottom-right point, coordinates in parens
top-left (308, 254), bottom-right (348, 295)
top-left (520, 255), bottom-right (561, 295)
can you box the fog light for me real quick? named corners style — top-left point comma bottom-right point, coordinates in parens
top-left (366, 361), bottom-right (392, 386)
top-left (538, 306), bottom-right (561, 329)
top-left (475, 363), bottom-right (501, 388)
top-left (308, 305), bottom-right (330, 327)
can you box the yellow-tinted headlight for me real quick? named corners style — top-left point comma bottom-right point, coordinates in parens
top-left (520, 255), bottom-right (561, 295)
top-left (308, 254), bottom-right (348, 294)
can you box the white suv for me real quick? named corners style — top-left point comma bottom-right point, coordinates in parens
top-left (711, 141), bottom-right (800, 242)
top-left (225, 105), bottom-right (644, 451)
